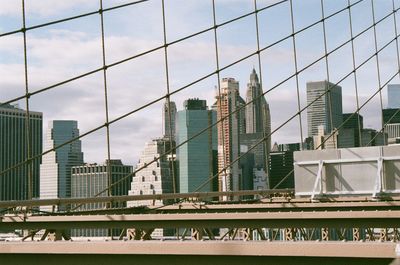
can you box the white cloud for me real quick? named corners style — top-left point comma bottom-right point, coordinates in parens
top-left (0, 0), bottom-right (98, 16)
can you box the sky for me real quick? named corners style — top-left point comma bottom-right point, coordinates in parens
top-left (1, 0), bottom-right (400, 166)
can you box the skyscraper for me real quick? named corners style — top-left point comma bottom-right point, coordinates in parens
top-left (71, 159), bottom-right (132, 237)
top-left (0, 103), bottom-right (42, 201)
top-left (307, 81), bottom-right (343, 138)
top-left (176, 99), bottom-right (217, 193)
top-left (340, 113), bottom-right (364, 148)
top-left (243, 68), bottom-right (271, 170)
top-left (388, 84), bottom-right (400, 109)
top-left (127, 138), bottom-right (175, 207)
top-left (215, 78), bottom-right (244, 193)
top-left (162, 100), bottom-right (177, 140)
top-left (245, 69), bottom-right (271, 136)
top-left (127, 138), bottom-right (176, 237)
top-left (40, 121), bottom-right (84, 211)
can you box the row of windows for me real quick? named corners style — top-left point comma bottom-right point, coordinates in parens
top-left (71, 166), bottom-right (132, 174)
top-left (0, 111), bottom-right (42, 119)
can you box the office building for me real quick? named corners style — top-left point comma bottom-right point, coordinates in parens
top-left (245, 68), bottom-right (271, 151)
top-left (361, 129), bottom-right (386, 146)
top-left (388, 84), bottom-right (400, 108)
top-left (71, 159), bottom-right (132, 237)
top-left (176, 99), bottom-right (218, 193)
top-left (127, 138), bottom-right (176, 238)
top-left (0, 103), bottom-right (42, 201)
top-left (241, 69), bottom-right (271, 190)
top-left (307, 81), bottom-right (343, 138)
top-left (162, 100), bottom-right (177, 140)
top-left (269, 151), bottom-right (295, 189)
top-left (215, 78), bottom-right (244, 193)
top-left (382, 108), bottom-right (400, 124)
top-left (339, 113), bottom-right (364, 148)
top-left (40, 120), bottom-right (84, 211)
top-left (127, 138), bottom-right (176, 207)
top-left (313, 125), bottom-right (339, 150)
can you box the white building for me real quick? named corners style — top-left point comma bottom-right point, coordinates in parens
top-left (127, 138), bottom-right (176, 238)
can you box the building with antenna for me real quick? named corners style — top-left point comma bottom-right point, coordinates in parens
top-left (162, 100), bottom-right (177, 140)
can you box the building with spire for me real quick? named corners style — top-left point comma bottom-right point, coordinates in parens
top-left (240, 69), bottom-right (271, 190)
top-left (245, 68), bottom-right (271, 137)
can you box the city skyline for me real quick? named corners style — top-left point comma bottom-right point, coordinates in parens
top-left (1, 0), bottom-right (398, 166)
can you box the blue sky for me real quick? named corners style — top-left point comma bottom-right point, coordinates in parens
top-left (1, 0), bottom-right (400, 165)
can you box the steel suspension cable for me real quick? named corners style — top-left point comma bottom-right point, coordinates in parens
top-left (21, 0), bottom-right (33, 201)
top-left (348, 0), bottom-right (363, 147)
top-left (161, 0), bottom-right (177, 194)
top-left (371, 0), bottom-right (386, 146)
top-left (289, 0), bottom-right (305, 150)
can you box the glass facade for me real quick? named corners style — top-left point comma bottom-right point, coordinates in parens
top-left (0, 103), bottom-right (42, 201)
top-left (40, 120), bottom-right (84, 211)
top-left (177, 99), bottom-right (217, 193)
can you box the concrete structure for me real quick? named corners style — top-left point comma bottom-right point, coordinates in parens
top-left (294, 145), bottom-right (400, 198)
top-left (162, 100), bottom-right (177, 140)
top-left (40, 120), bottom-right (84, 211)
top-left (70, 159), bottom-right (132, 237)
top-left (215, 78), bottom-right (244, 194)
top-left (127, 138), bottom-right (176, 237)
top-left (313, 125), bottom-right (339, 150)
top-left (307, 81), bottom-right (343, 138)
top-left (176, 99), bottom-right (217, 193)
top-left (388, 84), bottom-right (400, 109)
top-left (0, 103), bottom-right (42, 201)
top-left (127, 138), bottom-right (175, 207)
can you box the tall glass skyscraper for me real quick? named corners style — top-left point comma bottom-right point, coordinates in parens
top-left (176, 99), bottom-right (217, 193)
top-left (307, 81), bottom-right (343, 138)
top-left (40, 120), bottom-right (84, 211)
top-left (0, 103), bottom-right (42, 201)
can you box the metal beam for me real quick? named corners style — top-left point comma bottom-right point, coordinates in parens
top-left (1, 210), bottom-right (400, 230)
top-left (0, 241), bottom-right (398, 258)
top-left (0, 189), bottom-right (293, 209)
